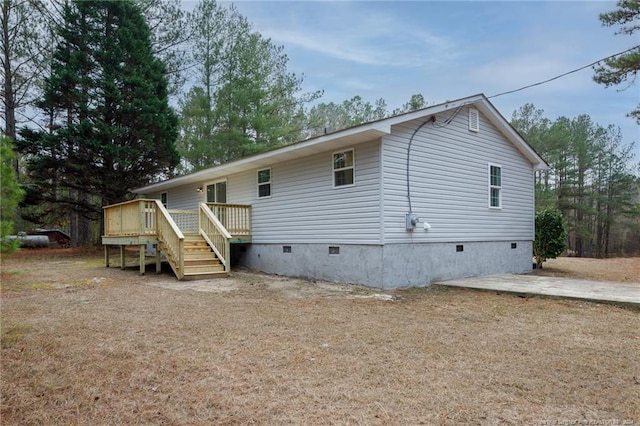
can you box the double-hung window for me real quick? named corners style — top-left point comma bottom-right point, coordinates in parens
top-left (333, 149), bottom-right (354, 187)
top-left (489, 164), bottom-right (502, 208)
top-left (257, 168), bottom-right (271, 198)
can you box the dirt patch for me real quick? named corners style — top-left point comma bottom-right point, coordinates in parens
top-left (1, 249), bottom-right (639, 424)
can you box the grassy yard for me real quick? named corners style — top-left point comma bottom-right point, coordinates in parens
top-left (1, 250), bottom-right (639, 424)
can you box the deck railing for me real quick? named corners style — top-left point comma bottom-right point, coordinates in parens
top-left (104, 199), bottom-right (158, 236)
top-left (169, 209), bottom-right (199, 233)
top-left (206, 203), bottom-right (251, 236)
top-left (103, 199), bottom-right (250, 278)
top-left (155, 200), bottom-right (185, 279)
top-left (199, 203), bottom-right (231, 269)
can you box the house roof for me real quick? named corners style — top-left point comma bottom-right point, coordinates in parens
top-left (133, 93), bottom-right (547, 194)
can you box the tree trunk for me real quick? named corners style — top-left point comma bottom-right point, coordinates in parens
top-left (2, 0), bottom-right (21, 230)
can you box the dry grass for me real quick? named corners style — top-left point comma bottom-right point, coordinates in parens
top-left (1, 250), bottom-right (639, 425)
top-left (533, 256), bottom-right (640, 283)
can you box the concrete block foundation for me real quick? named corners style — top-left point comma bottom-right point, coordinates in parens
top-left (238, 241), bottom-right (533, 289)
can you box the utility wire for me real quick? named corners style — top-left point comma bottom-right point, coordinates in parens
top-left (487, 44), bottom-right (640, 99)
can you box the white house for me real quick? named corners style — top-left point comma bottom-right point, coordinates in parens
top-left (102, 94), bottom-right (547, 288)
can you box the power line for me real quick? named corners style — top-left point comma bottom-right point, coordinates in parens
top-left (487, 44), bottom-right (640, 99)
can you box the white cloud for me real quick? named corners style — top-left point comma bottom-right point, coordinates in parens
top-left (221, 1), bottom-right (638, 158)
top-left (241, 2), bottom-right (459, 69)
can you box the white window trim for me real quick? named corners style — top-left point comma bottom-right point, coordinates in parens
top-left (332, 148), bottom-right (355, 189)
top-left (204, 179), bottom-right (228, 203)
top-left (160, 192), bottom-right (168, 208)
top-left (488, 163), bottom-right (502, 209)
top-left (257, 167), bottom-right (271, 199)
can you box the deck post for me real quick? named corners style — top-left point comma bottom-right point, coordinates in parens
top-left (139, 244), bottom-right (146, 275)
top-left (155, 244), bottom-right (161, 274)
top-left (105, 245), bottom-right (110, 267)
top-left (120, 246), bottom-right (125, 270)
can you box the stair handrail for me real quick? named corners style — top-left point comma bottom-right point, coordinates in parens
top-left (154, 200), bottom-right (185, 279)
top-left (198, 202), bottom-right (231, 269)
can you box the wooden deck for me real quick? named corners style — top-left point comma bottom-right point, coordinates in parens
top-left (102, 199), bottom-right (251, 279)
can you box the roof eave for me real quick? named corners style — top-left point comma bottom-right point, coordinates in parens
top-left (133, 123), bottom-right (392, 194)
top-left (133, 93), bottom-right (549, 194)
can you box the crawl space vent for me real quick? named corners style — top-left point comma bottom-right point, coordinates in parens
top-left (469, 108), bottom-right (479, 132)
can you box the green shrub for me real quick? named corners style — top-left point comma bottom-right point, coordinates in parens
top-left (534, 209), bottom-right (567, 268)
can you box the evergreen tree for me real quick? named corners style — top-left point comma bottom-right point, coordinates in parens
top-left (177, 0), bottom-right (319, 172)
top-left (511, 104), bottom-right (554, 210)
top-left (1, 0), bottom-right (52, 231)
top-left (593, 0), bottom-right (640, 123)
top-left (304, 93), bottom-right (426, 139)
top-left (512, 104), bottom-right (640, 256)
top-left (135, 0), bottom-right (191, 96)
top-left (392, 93), bottom-right (427, 115)
top-left (0, 135), bottom-right (24, 252)
top-left (1, 0), bottom-right (49, 141)
top-left (17, 0), bottom-right (178, 243)
top-left (305, 95), bottom-right (388, 138)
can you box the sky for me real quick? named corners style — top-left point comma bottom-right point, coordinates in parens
top-left (203, 1), bottom-right (640, 160)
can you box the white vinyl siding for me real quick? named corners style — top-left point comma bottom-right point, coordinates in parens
top-left (232, 139), bottom-right (382, 244)
top-left (382, 106), bottom-right (534, 243)
top-left (146, 186), bottom-right (201, 209)
top-left (143, 106), bottom-right (535, 246)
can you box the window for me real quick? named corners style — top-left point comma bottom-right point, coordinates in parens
top-left (333, 149), bottom-right (354, 187)
top-left (160, 192), bottom-right (168, 208)
top-left (489, 164), bottom-right (502, 208)
top-left (257, 168), bottom-right (271, 198)
top-left (206, 180), bottom-right (227, 203)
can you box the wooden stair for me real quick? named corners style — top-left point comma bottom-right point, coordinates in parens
top-left (182, 234), bottom-right (227, 278)
top-left (158, 233), bottom-right (227, 280)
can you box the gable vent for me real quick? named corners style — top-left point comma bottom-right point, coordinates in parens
top-left (469, 108), bottom-right (479, 132)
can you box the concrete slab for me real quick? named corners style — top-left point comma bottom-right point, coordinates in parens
top-left (436, 274), bottom-right (640, 305)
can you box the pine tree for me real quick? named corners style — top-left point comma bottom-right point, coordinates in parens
top-left (17, 0), bottom-right (179, 244)
top-left (512, 104), bottom-right (640, 257)
top-left (0, 135), bottom-right (24, 252)
top-left (593, 0), bottom-right (640, 123)
top-left (177, 0), bottom-right (319, 172)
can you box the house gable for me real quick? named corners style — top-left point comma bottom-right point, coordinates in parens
top-left (381, 104), bottom-right (535, 243)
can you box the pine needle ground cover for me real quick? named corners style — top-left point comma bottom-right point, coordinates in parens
top-left (1, 250), bottom-right (638, 424)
